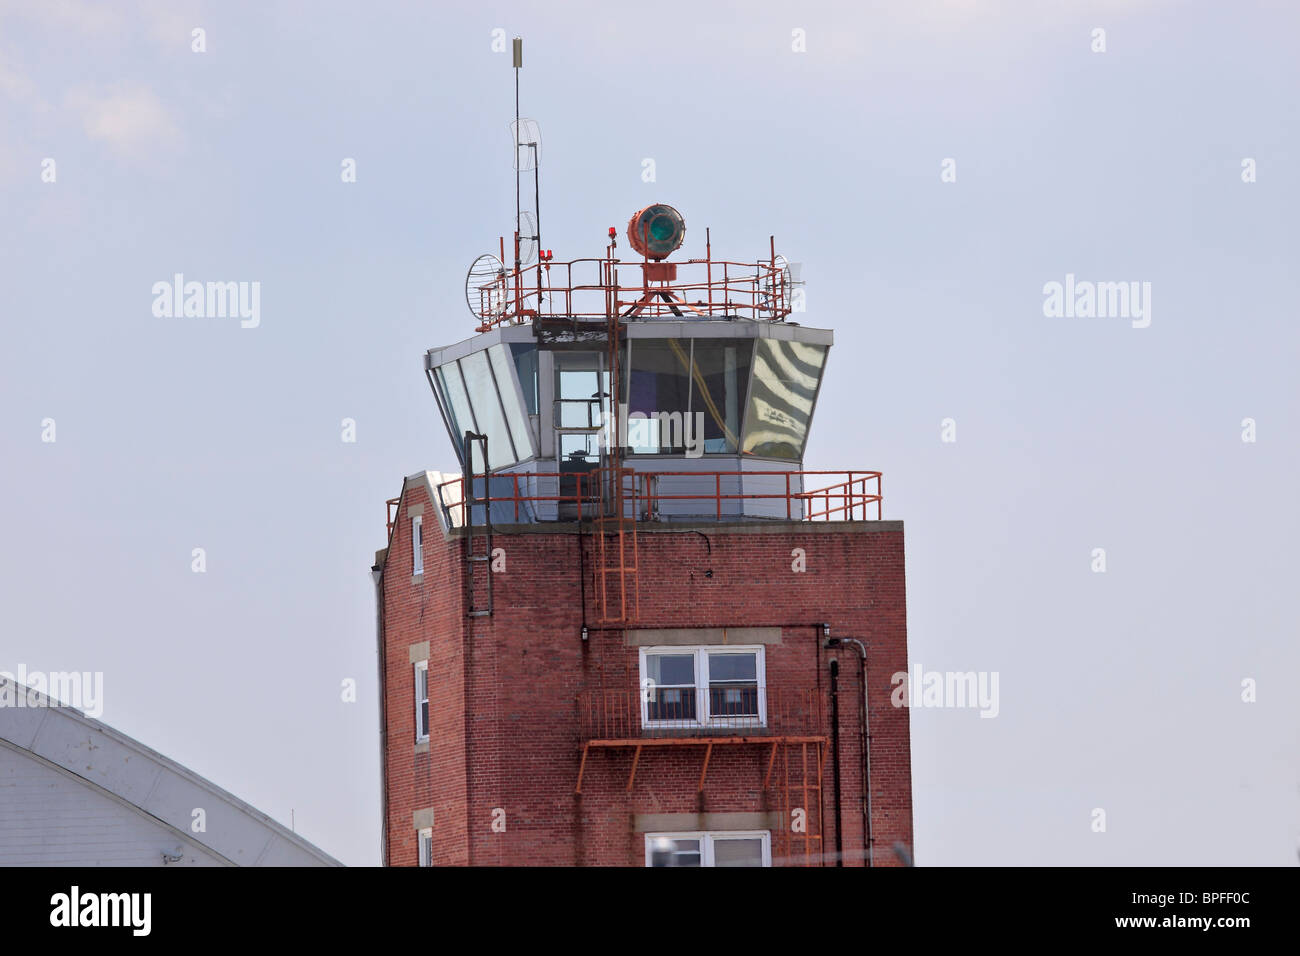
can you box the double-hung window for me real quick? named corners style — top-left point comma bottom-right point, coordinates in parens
top-left (639, 645), bottom-right (765, 729)
top-left (414, 661), bottom-right (429, 742)
top-left (645, 831), bottom-right (771, 867)
top-left (417, 828), bottom-right (433, 867)
top-left (411, 515), bottom-right (424, 575)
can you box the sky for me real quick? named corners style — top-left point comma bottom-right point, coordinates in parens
top-left (1, 0), bottom-right (1296, 867)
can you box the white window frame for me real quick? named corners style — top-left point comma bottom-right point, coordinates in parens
top-left (644, 830), bottom-right (771, 867)
top-left (414, 660), bottom-right (429, 742)
top-left (638, 645), bottom-right (766, 729)
top-left (411, 515), bottom-right (424, 575)
top-left (417, 827), bottom-right (433, 867)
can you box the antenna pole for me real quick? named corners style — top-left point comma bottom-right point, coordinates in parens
top-left (513, 37), bottom-right (522, 285)
top-left (534, 148), bottom-right (542, 307)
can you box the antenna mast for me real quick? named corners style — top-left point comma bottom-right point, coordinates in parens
top-left (510, 37), bottom-right (543, 312)
top-left (513, 37), bottom-right (522, 279)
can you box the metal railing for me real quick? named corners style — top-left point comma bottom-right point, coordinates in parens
top-left (473, 252), bottom-right (794, 331)
top-left (427, 468), bottom-right (883, 528)
top-left (577, 686), bottom-right (824, 742)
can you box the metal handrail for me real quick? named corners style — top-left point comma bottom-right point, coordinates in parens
top-left (474, 254), bottom-right (793, 331)
top-left (576, 686), bottom-right (824, 742)
top-left (425, 468), bottom-right (882, 528)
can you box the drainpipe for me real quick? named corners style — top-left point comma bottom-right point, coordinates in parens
top-left (828, 637), bottom-right (873, 868)
top-left (828, 658), bottom-right (843, 868)
top-left (372, 559), bottom-right (390, 867)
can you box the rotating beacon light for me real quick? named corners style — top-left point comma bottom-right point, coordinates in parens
top-left (626, 203), bottom-right (686, 260)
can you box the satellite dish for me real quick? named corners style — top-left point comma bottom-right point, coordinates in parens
top-left (510, 118), bottom-right (542, 170)
top-left (465, 254), bottom-right (506, 320)
top-left (518, 211), bottom-right (538, 266)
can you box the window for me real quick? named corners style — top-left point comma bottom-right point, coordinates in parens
top-left (411, 515), bottom-right (423, 576)
top-left (741, 339), bottom-right (827, 459)
top-left (688, 340), bottom-right (751, 453)
top-left (414, 661), bottom-right (429, 742)
top-left (510, 343), bottom-right (539, 417)
top-left (624, 338), bottom-right (754, 455)
top-left (433, 343), bottom-right (535, 469)
top-left (645, 831), bottom-right (770, 867)
top-left (639, 646), bottom-right (765, 729)
top-left (418, 828), bottom-right (433, 867)
top-left (627, 339), bottom-right (690, 453)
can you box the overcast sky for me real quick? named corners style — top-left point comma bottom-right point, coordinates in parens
top-left (2, 0), bottom-right (1296, 867)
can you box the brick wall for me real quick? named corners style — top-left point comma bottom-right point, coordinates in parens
top-left (381, 479), bottom-right (912, 867)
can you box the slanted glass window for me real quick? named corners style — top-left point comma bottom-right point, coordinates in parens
top-left (435, 346), bottom-right (533, 469)
top-left (458, 349), bottom-right (515, 468)
top-left (627, 339), bottom-right (690, 453)
top-left (414, 660), bottom-right (429, 742)
top-left (689, 340), bottom-right (751, 453)
top-left (510, 343), bottom-right (540, 416)
top-left (645, 832), bottom-right (770, 867)
top-left (489, 343), bottom-right (533, 460)
top-left (437, 363), bottom-right (475, 457)
top-left (742, 339), bottom-right (827, 459)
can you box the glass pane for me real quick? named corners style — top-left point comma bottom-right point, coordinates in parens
top-left (437, 363), bottom-right (475, 460)
top-left (627, 339), bottom-right (691, 453)
top-left (460, 349), bottom-right (517, 468)
top-left (490, 343), bottom-right (533, 459)
top-left (556, 368), bottom-right (602, 428)
top-left (559, 431), bottom-right (598, 468)
top-left (742, 340), bottom-right (827, 459)
top-left (708, 652), bottom-right (756, 682)
top-left (419, 701), bottom-right (429, 733)
top-left (510, 343), bottom-right (539, 416)
top-left (649, 837), bottom-right (701, 867)
top-left (708, 686), bottom-right (758, 718)
top-left (712, 838), bottom-right (764, 867)
top-left (647, 653), bottom-right (695, 686)
top-left (649, 686), bottom-right (696, 722)
top-left (689, 340), bottom-right (751, 453)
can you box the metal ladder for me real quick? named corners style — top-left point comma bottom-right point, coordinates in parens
top-left (463, 431), bottom-right (493, 618)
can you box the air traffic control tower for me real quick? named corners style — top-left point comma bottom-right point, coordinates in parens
top-left (373, 39), bottom-right (912, 868)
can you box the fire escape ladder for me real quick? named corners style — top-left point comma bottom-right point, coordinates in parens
top-left (766, 739), bottom-right (825, 867)
top-left (592, 468), bottom-right (639, 626)
top-left (463, 431), bottom-right (493, 618)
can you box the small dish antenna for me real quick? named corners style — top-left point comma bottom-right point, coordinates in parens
top-left (511, 119), bottom-right (542, 170)
top-left (761, 254), bottom-right (796, 314)
top-left (465, 253), bottom-right (507, 320)
top-left (518, 211), bottom-right (538, 266)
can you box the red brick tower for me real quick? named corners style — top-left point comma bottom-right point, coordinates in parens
top-left (372, 44), bottom-right (912, 867)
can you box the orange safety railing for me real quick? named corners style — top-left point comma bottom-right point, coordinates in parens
top-left (473, 254), bottom-right (794, 332)
top-left (427, 469), bottom-right (882, 527)
top-left (576, 686), bottom-right (824, 742)
top-left (385, 497), bottom-right (401, 542)
top-left (643, 470), bottom-right (883, 522)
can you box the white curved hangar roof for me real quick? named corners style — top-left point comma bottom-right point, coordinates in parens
top-left (0, 678), bottom-right (341, 866)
